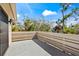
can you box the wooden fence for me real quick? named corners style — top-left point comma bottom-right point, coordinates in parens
top-left (12, 31), bottom-right (79, 55)
top-left (37, 31), bottom-right (79, 55)
top-left (12, 31), bottom-right (36, 41)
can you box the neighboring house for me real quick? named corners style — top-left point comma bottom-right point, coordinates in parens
top-left (0, 3), bottom-right (16, 56)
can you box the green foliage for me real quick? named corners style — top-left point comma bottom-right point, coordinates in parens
top-left (12, 24), bottom-right (20, 32)
top-left (63, 13), bottom-right (72, 20)
top-left (72, 7), bottom-right (79, 20)
top-left (72, 8), bottom-right (79, 15)
top-left (72, 24), bottom-right (79, 34)
top-left (63, 26), bottom-right (69, 33)
top-left (74, 24), bottom-right (79, 28)
top-left (58, 3), bottom-right (72, 32)
top-left (24, 19), bottom-right (33, 31)
top-left (69, 28), bottom-right (76, 34)
top-left (58, 3), bottom-right (79, 34)
top-left (12, 3), bottom-right (79, 34)
top-left (55, 24), bottom-right (79, 34)
top-left (60, 3), bottom-right (70, 11)
top-left (23, 17), bottom-right (51, 32)
top-left (28, 23), bottom-right (36, 31)
top-left (39, 23), bottom-right (51, 32)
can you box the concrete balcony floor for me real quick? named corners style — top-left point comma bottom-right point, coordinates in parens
top-left (4, 39), bottom-right (69, 56)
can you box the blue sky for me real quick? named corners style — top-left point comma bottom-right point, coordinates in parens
top-left (16, 3), bottom-right (79, 26)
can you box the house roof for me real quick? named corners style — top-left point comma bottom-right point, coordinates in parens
top-left (0, 3), bottom-right (17, 20)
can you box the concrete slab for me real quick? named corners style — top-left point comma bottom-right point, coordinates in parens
top-left (4, 40), bottom-right (51, 56)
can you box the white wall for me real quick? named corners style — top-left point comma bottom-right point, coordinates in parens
top-left (8, 18), bottom-right (12, 46)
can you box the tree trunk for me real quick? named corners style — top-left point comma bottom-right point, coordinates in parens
top-left (62, 10), bottom-right (65, 33)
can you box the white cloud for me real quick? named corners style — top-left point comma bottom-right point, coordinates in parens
top-left (42, 9), bottom-right (57, 16)
top-left (17, 14), bottom-right (20, 18)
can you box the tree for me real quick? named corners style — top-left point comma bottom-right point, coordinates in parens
top-left (72, 24), bottom-right (79, 34)
top-left (12, 23), bottom-right (20, 32)
top-left (60, 3), bottom-right (72, 32)
top-left (39, 23), bottom-right (51, 32)
top-left (72, 7), bottom-right (79, 20)
top-left (24, 18), bottom-right (33, 31)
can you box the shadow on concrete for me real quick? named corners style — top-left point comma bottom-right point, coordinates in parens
top-left (33, 39), bottom-right (71, 56)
